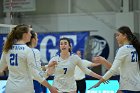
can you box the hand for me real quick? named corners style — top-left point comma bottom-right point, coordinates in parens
top-left (46, 66), bottom-right (55, 76)
top-left (49, 86), bottom-right (58, 93)
top-left (41, 66), bottom-right (46, 71)
top-left (93, 56), bottom-right (106, 64)
top-left (88, 78), bottom-right (109, 90)
top-left (88, 80), bottom-right (109, 90)
top-left (88, 82), bottom-right (101, 90)
top-left (48, 61), bottom-right (57, 67)
top-left (103, 80), bottom-right (109, 84)
top-left (92, 56), bottom-right (101, 63)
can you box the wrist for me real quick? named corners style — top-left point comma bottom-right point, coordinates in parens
top-left (47, 84), bottom-right (52, 90)
top-left (100, 78), bottom-right (106, 82)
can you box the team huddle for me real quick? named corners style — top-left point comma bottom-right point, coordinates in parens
top-left (0, 24), bottom-right (140, 93)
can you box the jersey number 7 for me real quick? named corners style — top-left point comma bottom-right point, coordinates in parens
top-left (63, 68), bottom-right (67, 74)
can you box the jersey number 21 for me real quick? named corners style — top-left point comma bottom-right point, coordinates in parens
top-left (131, 51), bottom-right (138, 62)
top-left (10, 53), bottom-right (18, 66)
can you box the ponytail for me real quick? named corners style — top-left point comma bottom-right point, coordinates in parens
top-left (118, 26), bottom-right (140, 69)
top-left (131, 34), bottom-right (140, 69)
top-left (3, 24), bottom-right (29, 53)
top-left (3, 28), bottom-right (16, 53)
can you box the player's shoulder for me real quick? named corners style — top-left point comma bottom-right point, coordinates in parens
top-left (12, 44), bottom-right (33, 55)
top-left (119, 45), bottom-right (133, 50)
top-left (17, 44), bottom-right (31, 52)
top-left (20, 45), bottom-right (35, 54)
top-left (71, 53), bottom-right (81, 59)
top-left (51, 54), bottom-right (60, 59)
top-left (49, 54), bottom-right (59, 63)
top-left (71, 53), bottom-right (77, 56)
top-left (118, 45), bottom-right (134, 54)
top-left (21, 44), bottom-right (30, 49)
top-left (32, 48), bottom-right (40, 54)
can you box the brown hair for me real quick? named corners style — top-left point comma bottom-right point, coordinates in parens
top-left (26, 30), bottom-right (36, 46)
top-left (3, 24), bottom-right (29, 53)
top-left (118, 26), bottom-right (140, 69)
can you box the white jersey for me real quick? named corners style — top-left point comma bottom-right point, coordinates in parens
top-left (103, 45), bottom-right (140, 91)
top-left (32, 48), bottom-right (49, 78)
top-left (32, 48), bottom-right (42, 71)
top-left (49, 54), bottom-right (92, 92)
top-left (74, 59), bottom-right (92, 80)
top-left (0, 44), bottom-right (45, 93)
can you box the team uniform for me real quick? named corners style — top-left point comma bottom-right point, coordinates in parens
top-left (49, 54), bottom-right (92, 93)
top-left (74, 59), bottom-right (92, 93)
top-left (32, 48), bottom-right (44, 93)
top-left (32, 48), bottom-right (42, 70)
top-left (103, 45), bottom-right (140, 91)
top-left (0, 44), bottom-right (45, 93)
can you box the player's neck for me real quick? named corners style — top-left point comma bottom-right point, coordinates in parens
top-left (60, 52), bottom-right (70, 60)
top-left (123, 41), bottom-right (130, 45)
top-left (16, 40), bottom-right (26, 44)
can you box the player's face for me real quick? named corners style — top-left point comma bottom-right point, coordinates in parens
top-left (60, 40), bottom-right (70, 52)
top-left (24, 30), bottom-right (31, 43)
top-left (115, 32), bottom-right (126, 45)
top-left (34, 33), bottom-right (38, 47)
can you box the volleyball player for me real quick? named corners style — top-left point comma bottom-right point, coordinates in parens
top-left (75, 50), bottom-right (101, 93)
top-left (89, 26), bottom-right (140, 93)
top-left (0, 24), bottom-right (58, 93)
top-left (46, 37), bottom-right (102, 93)
top-left (26, 30), bottom-right (44, 93)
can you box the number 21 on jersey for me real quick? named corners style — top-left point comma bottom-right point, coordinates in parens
top-left (10, 53), bottom-right (18, 66)
top-left (131, 51), bottom-right (138, 62)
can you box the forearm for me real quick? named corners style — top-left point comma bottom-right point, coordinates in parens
top-left (97, 78), bottom-right (106, 85)
top-left (101, 59), bottom-right (112, 70)
top-left (91, 63), bottom-right (101, 67)
top-left (103, 69), bottom-right (115, 80)
top-left (41, 66), bottom-right (46, 71)
top-left (88, 76), bottom-right (106, 89)
top-left (41, 80), bottom-right (52, 89)
top-left (103, 59), bottom-right (121, 80)
top-left (93, 56), bottom-right (111, 69)
top-left (0, 66), bottom-right (7, 72)
top-left (0, 62), bottom-right (7, 72)
top-left (89, 71), bottom-right (102, 79)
